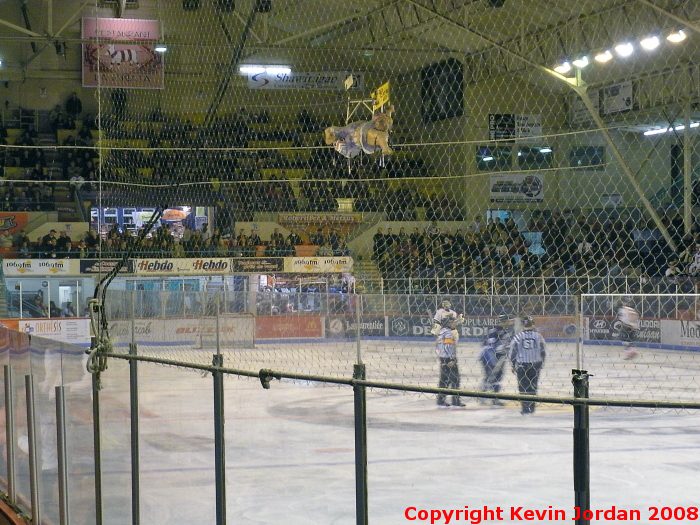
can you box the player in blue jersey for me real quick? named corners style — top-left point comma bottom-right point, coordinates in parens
top-left (479, 314), bottom-right (512, 406)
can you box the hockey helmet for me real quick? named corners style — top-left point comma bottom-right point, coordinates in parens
top-left (497, 314), bottom-right (510, 325)
top-left (521, 316), bottom-right (534, 328)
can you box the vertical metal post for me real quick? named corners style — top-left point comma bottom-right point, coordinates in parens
top-left (93, 371), bottom-right (104, 525)
top-left (129, 342), bottom-right (140, 525)
top-left (572, 369), bottom-right (590, 525)
top-left (575, 295), bottom-right (582, 370)
top-left (212, 353), bottom-right (226, 525)
top-left (4, 365), bottom-right (16, 505)
top-left (683, 101), bottom-right (692, 235)
top-left (19, 282), bottom-right (23, 319)
top-left (353, 363), bottom-right (368, 525)
top-left (25, 374), bottom-right (41, 525)
top-left (56, 385), bottom-right (70, 525)
top-left (355, 295), bottom-right (363, 366)
top-left (216, 295), bottom-right (221, 355)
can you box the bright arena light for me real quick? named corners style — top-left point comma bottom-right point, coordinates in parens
top-left (640, 36), bottom-right (660, 51)
top-left (667, 30), bottom-right (687, 43)
top-left (239, 66), bottom-right (266, 74)
top-left (553, 61), bottom-right (572, 74)
top-left (572, 56), bottom-right (589, 68)
top-left (614, 42), bottom-right (634, 57)
top-left (594, 50), bottom-right (613, 63)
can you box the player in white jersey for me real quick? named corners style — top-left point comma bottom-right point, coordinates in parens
top-left (435, 315), bottom-right (465, 408)
top-left (431, 300), bottom-right (463, 336)
top-left (617, 298), bottom-right (640, 360)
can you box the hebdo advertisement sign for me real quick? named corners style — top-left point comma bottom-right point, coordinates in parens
top-left (247, 71), bottom-right (364, 91)
top-left (82, 18), bottom-right (164, 89)
top-left (490, 173), bottom-right (544, 203)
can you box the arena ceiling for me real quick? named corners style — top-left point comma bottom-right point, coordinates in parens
top-left (0, 0), bottom-right (698, 93)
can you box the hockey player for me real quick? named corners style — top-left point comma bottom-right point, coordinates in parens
top-left (510, 316), bottom-right (546, 415)
top-left (431, 299), bottom-right (463, 336)
top-left (479, 314), bottom-right (512, 406)
top-left (435, 314), bottom-right (465, 408)
top-left (617, 297), bottom-right (640, 360)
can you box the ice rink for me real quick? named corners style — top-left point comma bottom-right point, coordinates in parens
top-left (77, 339), bottom-right (700, 525)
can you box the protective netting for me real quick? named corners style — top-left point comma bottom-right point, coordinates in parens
top-left (104, 290), bottom-right (700, 404)
top-left (0, 1), bottom-right (698, 278)
top-left (69, 0), bottom-right (699, 286)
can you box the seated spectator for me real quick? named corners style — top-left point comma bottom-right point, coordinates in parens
top-left (55, 231), bottom-right (72, 257)
top-left (0, 231), bottom-right (12, 248)
top-left (62, 301), bottom-right (77, 317)
top-left (32, 296), bottom-right (49, 318)
top-left (49, 104), bottom-right (63, 133)
top-left (18, 241), bottom-right (30, 257)
top-left (49, 301), bottom-right (62, 318)
top-left (316, 242), bottom-right (334, 256)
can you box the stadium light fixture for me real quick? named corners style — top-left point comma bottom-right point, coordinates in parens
top-left (667, 30), bottom-right (687, 43)
top-left (614, 42), bottom-right (634, 57)
top-left (643, 122), bottom-right (700, 136)
top-left (553, 61), bottom-right (572, 74)
top-left (594, 50), bottom-right (613, 63)
top-left (643, 127), bottom-right (668, 136)
top-left (154, 44), bottom-right (168, 53)
top-left (239, 66), bottom-right (266, 74)
top-left (572, 56), bottom-right (589, 68)
top-left (264, 66), bottom-right (291, 74)
top-left (640, 35), bottom-right (660, 51)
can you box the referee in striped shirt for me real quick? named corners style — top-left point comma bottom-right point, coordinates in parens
top-left (510, 316), bottom-right (546, 415)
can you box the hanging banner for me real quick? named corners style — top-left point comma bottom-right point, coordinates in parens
top-left (515, 114), bottom-right (542, 142)
top-left (489, 173), bottom-right (544, 203)
top-left (82, 18), bottom-right (164, 89)
top-left (570, 89), bottom-right (600, 124)
top-left (278, 213), bottom-right (362, 242)
top-left (371, 81), bottom-right (390, 110)
top-left (0, 213), bottom-right (29, 235)
top-left (246, 71), bottom-right (364, 90)
top-left (602, 81), bottom-right (633, 115)
top-left (488, 114), bottom-right (516, 141)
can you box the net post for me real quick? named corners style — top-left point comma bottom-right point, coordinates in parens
top-left (212, 352), bottom-right (227, 525)
top-left (356, 294), bottom-right (363, 365)
top-left (353, 363), bottom-right (368, 525)
top-left (216, 295), bottom-right (221, 356)
top-left (129, 340), bottom-right (141, 525)
top-left (575, 294), bottom-right (581, 370)
top-left (572, 369), bottom-right (590, 525)
top-left (55, 385), bottom-right (71, 525)
top-left (4, 365), bottom-right (16, 505)
top-left (25, 374), bottom-right (41, 525)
